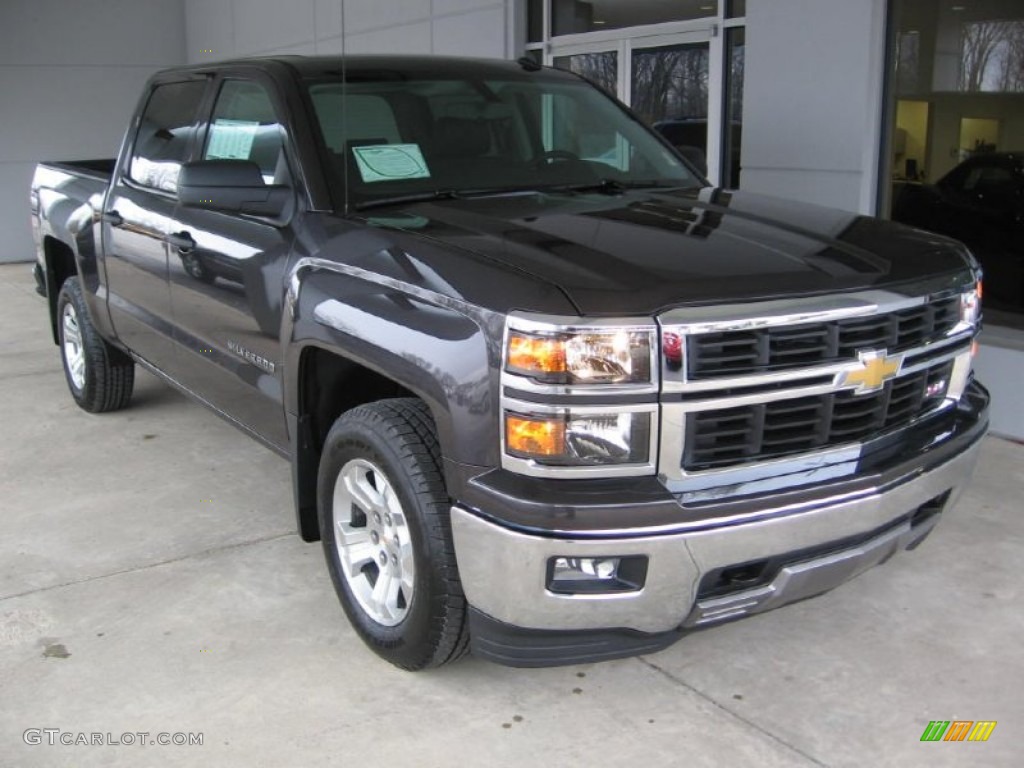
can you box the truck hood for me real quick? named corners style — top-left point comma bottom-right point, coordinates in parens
top-left (358, 187), bottom-right (971, 316)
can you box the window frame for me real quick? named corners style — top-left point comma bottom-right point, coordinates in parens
top-left (201, 76), bottom-right (291, 185)
top-left (123, 76), bottom-right (211, 197)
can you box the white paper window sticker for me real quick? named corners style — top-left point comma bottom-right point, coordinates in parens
top-left (352, 144), bottom-right (431, 183)
top-left (207, 119), bottom-right (259, 160)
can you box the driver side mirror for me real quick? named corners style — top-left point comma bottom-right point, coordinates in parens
top-left (177, 160), bottom-right (290, 217)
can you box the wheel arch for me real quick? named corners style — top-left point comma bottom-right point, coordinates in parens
top-left (282, 264), bottom-right (501, 542)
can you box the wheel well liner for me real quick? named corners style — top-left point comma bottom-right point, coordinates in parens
top-left (292, 346), bottom-right (418, 542)
top-left (44, 237), bottom-right (77, 344)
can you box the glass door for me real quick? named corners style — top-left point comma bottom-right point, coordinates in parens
top-left (548, 28), bottom-right (722, 183)
top-left (552, 49), bottom-right (619, 97)
top-left (630, 36), bottom-right (712, 177)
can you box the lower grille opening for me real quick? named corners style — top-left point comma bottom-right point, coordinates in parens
top-left (696, 515), bottom-right (912, 601)
top-left (910, 491), bottom-right (951, 529)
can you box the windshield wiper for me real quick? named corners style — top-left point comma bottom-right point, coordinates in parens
top-left (353, 189), bottom-right (464, 212)
top-left (544, 179), bottom-right (692, 195)
top-left (354, 187), bottom-right (525, 212)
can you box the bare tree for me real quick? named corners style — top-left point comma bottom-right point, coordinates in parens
top-left (632, 47), bottom-right (708, 124)
top-left (562, 52), bottom-right (617, 96)
top-left (960, 20), bottom-right (1014, 91)
top-left (996, 21), bottom-right (1024, 92)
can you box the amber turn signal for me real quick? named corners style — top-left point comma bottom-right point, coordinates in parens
top-left (507, 332), bottom-right (567, 375)
top-left (505, 413), bottom-right (566, 457)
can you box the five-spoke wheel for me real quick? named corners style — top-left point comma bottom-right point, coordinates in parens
top-left (318, 398), bottom-right (469, 669)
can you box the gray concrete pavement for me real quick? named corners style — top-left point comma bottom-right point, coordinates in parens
top-left (1, 263), bottom-right (1021, 767)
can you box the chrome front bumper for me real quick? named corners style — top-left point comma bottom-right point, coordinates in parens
top-left (451, 437), bottom-right (981, 636)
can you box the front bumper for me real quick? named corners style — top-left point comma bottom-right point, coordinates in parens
top-left (452, 401), bottom-right (986, 666)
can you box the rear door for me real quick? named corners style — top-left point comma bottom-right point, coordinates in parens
top-left (104, 77), bottom-right (209, 370)
top-left (166, 73), bottom-right (298, 448)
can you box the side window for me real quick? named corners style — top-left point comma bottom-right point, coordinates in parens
top-left (204, 79), bottom-right (286, 184)
top-left (130, 81), bottom-right (207, 192)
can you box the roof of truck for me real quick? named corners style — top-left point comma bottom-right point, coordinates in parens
top-left (163, 55), bottom-right (561, 80)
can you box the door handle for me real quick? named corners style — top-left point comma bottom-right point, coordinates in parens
top-left (168, 231), bottom-right (196, 253)
top-left (102, 210), bottom-right (124, 227)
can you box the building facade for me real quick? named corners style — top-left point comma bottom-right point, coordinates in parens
top-left (2, 0), bottom-right (1020, 436)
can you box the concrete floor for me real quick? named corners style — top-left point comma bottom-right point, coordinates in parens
top-left (0, 262), bottom-right (1021, 767)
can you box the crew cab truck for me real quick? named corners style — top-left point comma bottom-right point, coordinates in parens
top-left (32, 56), bottom-right (989, 670)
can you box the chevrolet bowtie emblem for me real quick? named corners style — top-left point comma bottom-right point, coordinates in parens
top-left (841, 350), bottom-right (904, 394)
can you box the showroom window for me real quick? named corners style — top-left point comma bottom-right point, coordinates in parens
top-left (883, 0), bottom-right (1024, 328)
top-left (526, 0), bottom-right (746, 188)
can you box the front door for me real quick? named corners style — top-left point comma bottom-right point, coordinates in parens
top-left (167, 76), bottom-right (297, 449)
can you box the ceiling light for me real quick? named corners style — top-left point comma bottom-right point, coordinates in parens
top-left (951, 5), bottom-right (965, 10)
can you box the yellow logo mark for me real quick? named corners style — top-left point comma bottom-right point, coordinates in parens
top-left (842, 350), bottom-right (904, 393)
top-left (968, 721), bottom-right (998, 742)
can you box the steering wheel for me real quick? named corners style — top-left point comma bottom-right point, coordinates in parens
top-left (533, 149), bottom-right (580, 166)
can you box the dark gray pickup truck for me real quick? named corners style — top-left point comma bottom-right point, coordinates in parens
top-left (31, 55), bottom-right (989, 669)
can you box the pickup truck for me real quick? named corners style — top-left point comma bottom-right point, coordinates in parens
top-left (31, 55), bottom-right (989, 670)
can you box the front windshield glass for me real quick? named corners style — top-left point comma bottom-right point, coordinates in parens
top-left (306, 67), bottom-right (701, 209)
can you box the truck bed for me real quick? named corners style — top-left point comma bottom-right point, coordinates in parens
top-left (40, 158), bottom-right (116, 179)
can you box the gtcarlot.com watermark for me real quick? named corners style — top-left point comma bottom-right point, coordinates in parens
top-left (24, 729), bottom-right (203, 747)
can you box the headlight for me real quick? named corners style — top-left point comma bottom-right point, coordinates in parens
top-left (504, 410), bottom-right (652, 466)
top-left (960, 280), bottom-right (982, 327)
top-left (506, 327), bottom-right (654, 385)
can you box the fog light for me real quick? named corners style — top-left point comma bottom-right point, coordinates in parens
top-left (553, 557), bottom-right (620, 581)
top-left (547, 555), bottom-right (648, 594)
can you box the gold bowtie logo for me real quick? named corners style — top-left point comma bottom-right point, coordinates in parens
top-left (842, 350), bottom-right (904, 393)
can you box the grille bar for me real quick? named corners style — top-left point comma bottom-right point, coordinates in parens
top-left (683, 361), bottom-right (954, 471)
top-left (686, 297), bottom-right (960, 379)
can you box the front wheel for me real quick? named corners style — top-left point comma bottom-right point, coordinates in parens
top-left (180, 252), bottom-right (215, 283)
top-left (317, 399), bottom-right (469, 670)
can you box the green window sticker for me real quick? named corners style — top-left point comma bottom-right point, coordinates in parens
top-left (207, 119), bottom-right (259, 160)
top-left (352, 144), bottom-right (430, 183)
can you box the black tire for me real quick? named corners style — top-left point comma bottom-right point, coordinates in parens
top-left (317, 398), bottom-right (469, 670)
top-left (181, 253), bottom-right (215, 284)
top-left (56, 277), bottom-right (135, 413)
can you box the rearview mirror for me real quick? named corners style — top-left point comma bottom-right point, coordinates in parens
top-left (177, 160), bottom-right (290, 217)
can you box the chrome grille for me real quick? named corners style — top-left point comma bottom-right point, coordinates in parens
top-left (686, 296), bottom-right (960, 379)
top-left (683, 361), bottom-right (954, 470)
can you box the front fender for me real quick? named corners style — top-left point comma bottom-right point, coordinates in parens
top-left (281, 256), bottom-right (505, 470)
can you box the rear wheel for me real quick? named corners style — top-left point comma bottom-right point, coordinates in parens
top-left (318, 398), bottom-right (469, 670)
top-left (56, 277), bottom-right (134, 413)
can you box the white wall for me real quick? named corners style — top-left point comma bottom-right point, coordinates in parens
top-left (184, 0), bottom-right (517, 63)
top-left (742, 0), bottom-right (888, 214)
top-left (0, 0), bottom-right (186, 263)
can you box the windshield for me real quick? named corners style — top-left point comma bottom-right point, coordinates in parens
top-left (306, 67), bottom-right (701, 210)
